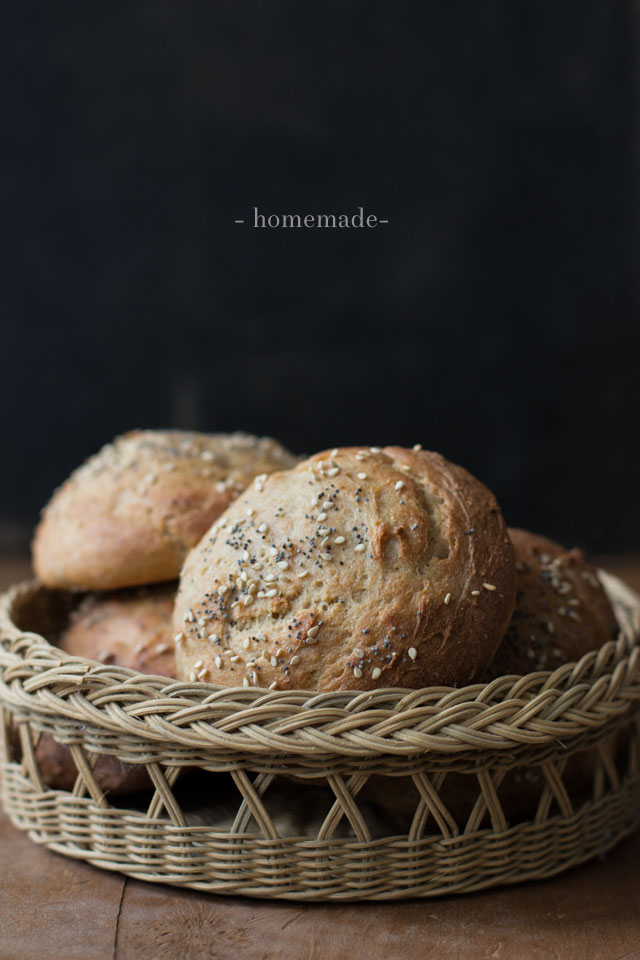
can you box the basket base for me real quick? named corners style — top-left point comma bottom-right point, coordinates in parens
top-left (2, 760), bottom-right (640, 901)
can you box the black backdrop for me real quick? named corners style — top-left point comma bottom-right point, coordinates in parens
top-left (3, 1), bottom-right (639, 552)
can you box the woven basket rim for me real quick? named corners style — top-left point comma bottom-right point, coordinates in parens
top-left (1, 572), bottom-right (639, 762)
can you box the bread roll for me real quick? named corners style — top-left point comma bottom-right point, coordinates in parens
top-left (34, 735), bottom-right (152, 796)
top-left (487, 527), bottom-right (618, 678)
top-left (174, 446), bottom-right (516, 690)
top-left (362, 528), bottom-right (619, 827)
top-left (33, 430), bottom-right (298, 590)
top-left (36, 584), bottom-right (176, 794)
top-left (60, 583), bottom-right (177, 677)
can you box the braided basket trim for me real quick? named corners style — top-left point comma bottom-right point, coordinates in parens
top-left (1, 572), bottom-right (639, 764)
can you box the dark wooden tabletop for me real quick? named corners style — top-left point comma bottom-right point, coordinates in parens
top-left (2, 554), bottom-right (640, 960)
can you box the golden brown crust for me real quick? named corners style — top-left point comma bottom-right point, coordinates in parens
top-left (32, 430), bottom-right (298, 590)
top-left (364, 530), bottom-right (620, 826)
top-left (36, 584), bottom-right (177, 795)
top-left (486, 528), bottom-right (618, 678)
top-left (174, 446), bottom-right (516, 691)
top-left (59, 583), bottom-right (177, 677)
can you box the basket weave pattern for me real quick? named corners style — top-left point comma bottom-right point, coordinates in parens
top-left (1, 571), bottom-right (640, 900)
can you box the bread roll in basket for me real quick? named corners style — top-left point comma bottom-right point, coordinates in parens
top-left (1, 438), bottom-right (639, 900)
top-left (1, 568), bottom-right (639, 900)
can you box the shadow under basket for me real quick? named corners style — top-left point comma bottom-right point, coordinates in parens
top-left (1, 572), bottom-right (640, 901)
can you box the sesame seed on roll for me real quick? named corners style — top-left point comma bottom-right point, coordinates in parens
top-left (33, 429), bottom-right (298, 591)
top-left (486, 527), bottom-right (618, 677)
top-left (174, 446), bottom-right (516, 691)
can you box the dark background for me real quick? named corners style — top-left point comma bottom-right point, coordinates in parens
top-left (2, 1), bottom-right (638, 553)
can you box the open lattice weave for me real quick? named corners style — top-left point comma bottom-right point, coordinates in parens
top-left (1, 571), bottom-right (640, 900)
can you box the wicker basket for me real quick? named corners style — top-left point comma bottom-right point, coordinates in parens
top-left (1, 571), bottom-right (640, 901)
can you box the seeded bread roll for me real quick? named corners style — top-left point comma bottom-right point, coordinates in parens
top-left (33, 430), bottom-right (298, 590)
top-left (174, 446), bottom-right (516, 691)
top-left (486, 528), bottom-right (618, 677)
top-left (363, 529), bottom-right (619, 825)
top-left (484, 525), bottom-right (622, 816)
top-left (36, 584), bottom-right (176, 794)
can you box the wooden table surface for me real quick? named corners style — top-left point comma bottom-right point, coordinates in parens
top-left (2, 554), bottom-right (640, 960)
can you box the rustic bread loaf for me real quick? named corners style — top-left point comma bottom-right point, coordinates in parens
top-left (174, 445), bottom-right (516, 690)
top-left (33, 430), bottom-right (298, 590)
top-left (59, 583), bottom-right (177, 676)
top-left (362, 528), bottom-right (620, 826)
top-left (36, 584), bottom-right (176, 794)
top-left (486, 527), bottom-right (618, 678)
